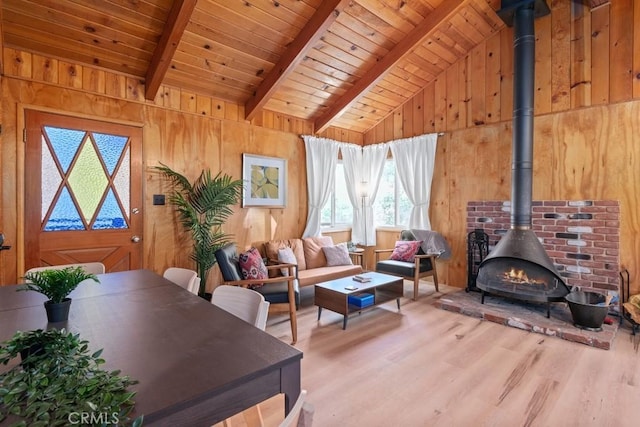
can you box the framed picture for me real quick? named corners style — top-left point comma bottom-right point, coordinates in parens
top-left (242, 154), bottom-right (287, 208)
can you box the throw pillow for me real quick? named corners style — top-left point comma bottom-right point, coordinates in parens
top-left (389, 240), bottom-right (422, 262)
top-left (322, 242), bottom-right (353, 266)
top-left (238, 247), bottom-right (268, 289)
top-left (277, 247), bottom-right (298, 276)
top-left (303, 236), bottom-right (334, 269)
top-left (265, 239), bottom-right (307, 271)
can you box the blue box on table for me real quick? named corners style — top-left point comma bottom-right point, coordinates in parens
top-left (348, 293), bottom-right (374, 308)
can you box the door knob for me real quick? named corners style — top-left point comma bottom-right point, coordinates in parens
top-left (131, 236), bottom-right (141, 243)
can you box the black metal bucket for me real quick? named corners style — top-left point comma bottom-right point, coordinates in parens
top-left (565, 290), bottom-right (608, 331)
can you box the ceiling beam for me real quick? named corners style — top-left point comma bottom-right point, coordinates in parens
top-left (314, 0), bottom-right (468, 134)
top-left (244, 0), bottom-right (351, 122)
top-left (145, 0), bottom-right (198, 101)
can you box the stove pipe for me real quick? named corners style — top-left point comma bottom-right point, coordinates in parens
top-left (495, 0), bottom-right (550, 231)
top-left (510, 3), bottom-right (536, 228)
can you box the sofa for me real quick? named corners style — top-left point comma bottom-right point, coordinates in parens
top-left (258, 236), bottom-right (363, 287)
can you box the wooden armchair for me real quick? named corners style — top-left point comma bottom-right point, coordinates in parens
top-left (214, 243), bottom-right (299, 344)
top-left (375, 230), bottom-right (439, 300)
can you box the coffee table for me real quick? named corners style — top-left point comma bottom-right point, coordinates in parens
top-left (315, 272), bottom-right (404, 329)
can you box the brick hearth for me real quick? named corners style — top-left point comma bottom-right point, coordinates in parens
top-left (434, 291), bottom-right (617, 349)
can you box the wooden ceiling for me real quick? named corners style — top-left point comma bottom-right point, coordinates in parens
top-left (0, 0), bottom-right (607, 133)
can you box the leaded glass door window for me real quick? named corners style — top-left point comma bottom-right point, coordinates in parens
top-left (25, 110), bottom-right (143, 272)
top-left (42, 126), bottom-right (131, 231)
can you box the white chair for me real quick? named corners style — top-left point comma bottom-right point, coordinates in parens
top-left (25, 262), bottom-right (106, 276)
top-left (188, 276), bottom-right (201, 296)
top-left (213, 285), bottom-right (271, 427)
top-left (280, 390), bottom-right (313, 427)
top-left (163, 267), bottom-right (199, 295)
top-left (211, 285), bottom-right (270, 330)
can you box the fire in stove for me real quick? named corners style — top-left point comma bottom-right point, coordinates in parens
top-left (503, 267), bottom-right (544, 286)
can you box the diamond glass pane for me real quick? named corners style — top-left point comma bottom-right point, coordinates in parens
top-left (41, 138), bottom-right (62, 221)
top-left (94, 133), bottom-right (128, 175)
top-left (44, 126), bottom-right (85, 173)
top-left (67, 138), bottom-right (108, 222)
top-left (114, 147), bottom-right (130, 218)
top-left (93, 188), bottom-right (127, 230)
top-left (45, 187), bottom-right (84, 231)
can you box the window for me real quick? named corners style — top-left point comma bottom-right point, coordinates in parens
top-left (373, 159), bottom-right (411, 227)
top-left (322, 158), bottom-right (411, 229)
top-left (321, 162), bottom-right (352, 227)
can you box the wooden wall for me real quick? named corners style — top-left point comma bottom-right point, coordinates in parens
top-left (0, 48), bottom-right (361, 287)
top-left (365, 2), bottom-right (640, 292)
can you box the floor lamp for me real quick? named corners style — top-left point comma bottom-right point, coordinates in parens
top-left (360, 181), bottom-right (368, 246)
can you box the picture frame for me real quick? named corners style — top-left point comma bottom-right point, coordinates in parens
top-left (242, 154), bottom-right (287, 208)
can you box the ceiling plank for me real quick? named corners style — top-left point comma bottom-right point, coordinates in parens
top-left (145, 0), bottom-right (197, 101)
top-left (314, 0), bottom-right (468, 133)
top-left (244, 0), bottom-right (351, 121)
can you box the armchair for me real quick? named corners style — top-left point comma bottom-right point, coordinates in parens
top-left (214, 243), bottom-right (299, 344)
top-left (374, 230), bottom-right (439, 300)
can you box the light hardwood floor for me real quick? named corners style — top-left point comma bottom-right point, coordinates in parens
top-left (230, 281), bottom-right (640, 427)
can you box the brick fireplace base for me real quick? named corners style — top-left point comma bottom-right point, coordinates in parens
top-left (434, 290), bottom-right (618, 350)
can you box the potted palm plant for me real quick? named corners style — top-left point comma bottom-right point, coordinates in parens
top-left (21, 267), bottom-right (99, 322)
top-left (154, 163), bottom-right (243, 298)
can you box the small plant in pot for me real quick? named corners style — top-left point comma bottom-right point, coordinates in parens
top-left (21, 267), bottom-right (100, 322)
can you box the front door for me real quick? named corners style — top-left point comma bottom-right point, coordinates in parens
top-left (24, 110), bottom-right (143, 272)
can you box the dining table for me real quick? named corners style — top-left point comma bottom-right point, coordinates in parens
top-left (0, 269), bottom-right (303, 426)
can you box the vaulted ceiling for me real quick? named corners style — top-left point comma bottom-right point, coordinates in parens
top-left (1, 0), bottom-right (608, 133)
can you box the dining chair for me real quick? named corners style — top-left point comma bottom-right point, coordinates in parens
top-left (212, 285), bottom-right (271, 427)
top-left (162, 267), bottom-right (199, 295)
top-left (25, 262), bottom-right (106, 276)
top-left (211, 285), bottom-right (270, 330)
top-left (280, 390), bottom-right (313, 427)
top-left (189, 276), bottom-right (201, 296)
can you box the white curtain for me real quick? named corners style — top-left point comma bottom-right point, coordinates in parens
top-left (340, 143), bottom-right (365, 244)
top-left (301, 135), bottom-right (340, 238)
top-left (361, 143), bottom-right (389, 246)
top-left (389, 134), bottom-right (438, 230)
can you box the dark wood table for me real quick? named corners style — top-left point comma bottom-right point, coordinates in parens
top-left (0, 269), bottom-right (302, 426)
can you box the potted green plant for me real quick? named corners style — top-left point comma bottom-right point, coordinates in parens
top-left (21, 267), bottom-right (100, 322)
top-left (154, 163), bottom-right (243, 298)
top-left (0, 329), bottom-right (143, 426)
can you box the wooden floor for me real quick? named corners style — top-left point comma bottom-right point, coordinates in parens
top-left (229, 281), bottom-right (640, 427)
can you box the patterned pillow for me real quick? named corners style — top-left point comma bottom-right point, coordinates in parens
top-left (278, 247), bottom-right (298, 276)
top-left (238, 247), bottom-right (268, 289)
top-left (389, 240), bottom-right (422, 262)
top-left (322, 242), bottom-right (353, 266)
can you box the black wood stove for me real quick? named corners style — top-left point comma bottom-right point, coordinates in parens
top-left (475, 0), bottom-right (569, 316)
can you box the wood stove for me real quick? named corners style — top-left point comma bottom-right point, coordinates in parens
top-left (475, 0), bottom-right (569, 315)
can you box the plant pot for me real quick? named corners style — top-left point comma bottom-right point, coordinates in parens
top-left (19, 343), bottom-right (45, 369)
top-left (565, 291), bottom-right (609, 332)
top-left (44, 298), bottom-right (72, 322)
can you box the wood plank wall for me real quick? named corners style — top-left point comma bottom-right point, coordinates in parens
top-left (365, 2), bottom-right (640, 293)
top-left (0, 47), bottom-right (361, 286)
